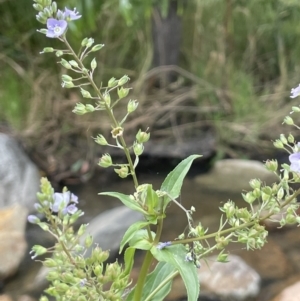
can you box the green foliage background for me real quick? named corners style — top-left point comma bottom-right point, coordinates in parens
top-left (1, 0), bottom-right (300, 155)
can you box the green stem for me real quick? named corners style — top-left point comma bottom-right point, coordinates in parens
top-left (133, 251), bottom-right (154, 301)
top-left (174, 188), bottom-right (300, 245)
top-left (62, 37), bottom-right (139, 188)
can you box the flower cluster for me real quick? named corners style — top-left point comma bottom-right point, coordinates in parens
top-left (33, 1), bottom-right (81, 38)
top-left (28, 188), bottom-right (79, 225)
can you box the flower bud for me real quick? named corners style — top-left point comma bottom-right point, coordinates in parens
top-left (98, 154), bottom-right (112, 168)
top-left (217, 252), bottom-right (229, 262)
top-left (77, 224), bottom-right (87, 236)
top-left (93, 265), bottom-right (103, 276)
top-left (133, 142), bottom-right (144, 156)
top-left (136, 129), bottom-right (150, 143)
top-left (33, 3), bottom-right (43, 11)
top-left (265, 159), bottom-right (278, 172)
top-left (43, 258), bottom-right (57, 268)
top-left (84, 235), bottom-right (93, 248)
top-left (80, 88), bottom-right (92, 98)
top-left (273, 139), bottom-right (284, 149)
top-left (43, 7), bottom-right (52, 18)
top-left (40, 47), bottom-right (54, 53)
top-left (94, 134), bottom-right (108, 146)
top-left (286, 214), bottom-right (297, 224)
top-left (55, 50), bottom-right (63, 57)
top-left (31, 245), bottom-right (48, 256)
top-left (103, 93), bottom-right (111, 106)
top-left (62, 74), bottom-right (73, 82)
top-left (284, 116), bottom-right (294, 125)
top-left (85, 104), bottom-right (95, 112)
top-left (249, 179), bottom-right (261, 189)
top-left (277, 187), bottom-right (284, 200)
top-left (73, 103), bottom-right (87, 115)
top-left (291, 106), bottom-right (300, 113)
top-left (86, 38), bottom-right (94, 48)
top-left (118, 75), bottom-right (130, 86)
top-left (242, 192), bottom-right (256, 204)
top-left (117, 87), bottom-right (129, 99)
top-left (91, 58), bottom-right (97, 70)
top-left (114, 165), bottom-right (129, 178)
top-left (280, 134), bottom-right (288, 145)
top-left (63, 81), bottom-right (75, 88)
top-left (51, 1), bottom-right (57, 13)
top-left (27, 215), bottom-right (40, 224)
top-left (69, 60), bottom-right (79, 68)
top-left (288, 134), bottom-right (295, 143)
top-left (81, 37), bottom-right (88, 47)
top-left (91, 44), bottom-right (104, 52)
top-left (108, 77), bottom-right (118, 87)
top-left (60, 58), bottom-right (72, 69)
top-left (127, 99), bottom-right (138, 113)
top-left (40, 296), bottom-right (49, 301)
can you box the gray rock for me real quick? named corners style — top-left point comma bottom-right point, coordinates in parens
top-left (199, 255), bottom-right (261, 301)
top-left (0, 134), bottom-right (40, 211)
top-left (81, 205), bottom-right (144, 255)
top-left (0, 204), bottom-right (28, 280)
top-left (194, 159), bottom-right (278, 193)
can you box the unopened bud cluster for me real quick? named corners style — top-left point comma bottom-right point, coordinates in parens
top-left (29, 178), bottom-right (130, 301)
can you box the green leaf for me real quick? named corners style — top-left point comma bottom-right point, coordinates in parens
top-left (126, 262), bottom-right (176, 301)
top-left (99, 192), bottom-right (148, 215)
top-left (129, 229), bottom-right (155, 250)
top-left (151, 244), bottom-right (199, 301)
top-left (123, 247), bottom-right (135, 277)
top-left (160, 154), bottom-right (201, 207)
top-left (120, 221), bottom-right (153, 253)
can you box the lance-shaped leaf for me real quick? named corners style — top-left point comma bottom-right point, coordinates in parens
top-left (151, 244), bottom-right (200, 301)
top-left (160, 154), bottom-right (201, 208)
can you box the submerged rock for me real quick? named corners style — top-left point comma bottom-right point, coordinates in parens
top-left (0, 134), bottom-right (40, 211)
top-left (81, 205), bottom-right (143, 255)
top-left (169, 255), bottom-right (260, 301)
top-left (194, 159), bottom-right (278, 193)
top-left (271, 280), bottom-right (300, 301)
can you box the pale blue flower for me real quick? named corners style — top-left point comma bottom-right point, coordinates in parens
top-left (156, 241), bottom-right (172, 250)
top-left (290, 84), bottom-right (300, 99)
top-left (289, 153), bottom-right (300, 173)
top-left (64, 7), bottom-right (82, 20)
top-left (28, 215), bottom-right (40, 224)
top-left (46, 18), bottom-right (67, 38)
top-left (51, 191), bottom-right (78, 214)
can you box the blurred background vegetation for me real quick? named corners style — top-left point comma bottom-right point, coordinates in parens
top-left (1, 0), bottom-right (300, 181)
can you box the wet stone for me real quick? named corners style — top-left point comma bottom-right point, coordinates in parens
top-left (198, 255), bottom-right (261, 301)
top-left (0, 205), bottom-right (28, 280)
top-left (271, 280), bottom-right (300, 301)
top-left (194, 159), bottom-right (278, 193)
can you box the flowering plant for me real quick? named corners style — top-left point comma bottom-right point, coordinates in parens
top-left (29, 1), bottom-right (300, 300)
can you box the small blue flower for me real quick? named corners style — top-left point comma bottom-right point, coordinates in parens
top-left (290, 84), bottom-right (300, 99)
top-left (51, 191), bottom-right (78, 214)
top-left (62, 204), bottom-right (78, 215)
top-left (46, 18), bottom-right (67, 38)
top-left (156, 241), bottom-right (172, 250)
top-left (289, 153), bottom-right (300, 173)
top-left (64, 7), bottom-right (82, 20)
top-left (27, 215), bottom-right (40, 224)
